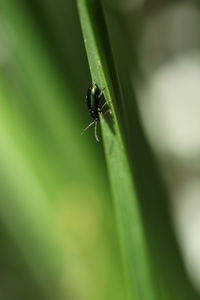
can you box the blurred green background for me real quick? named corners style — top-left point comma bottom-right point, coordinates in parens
top-left (1, 0), bottom-right (200, 299)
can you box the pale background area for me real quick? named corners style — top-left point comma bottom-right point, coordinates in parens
top-left (134, 1), bottom-right (200, 292)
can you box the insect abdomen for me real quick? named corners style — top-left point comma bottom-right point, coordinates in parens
top-left (86, 83), bottom-right (101, 120)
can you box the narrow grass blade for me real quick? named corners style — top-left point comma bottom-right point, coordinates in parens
top-left (76, 1), bottom-right (160, 299)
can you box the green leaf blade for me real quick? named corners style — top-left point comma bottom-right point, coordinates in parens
top-left (76, 1), bottom-right (160, 299)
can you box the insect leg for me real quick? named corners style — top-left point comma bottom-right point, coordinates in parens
top-left (103, 110), bottom-right (111, 116)
top-left (98, 87), bottom-right (105, 99)
top-left (100, 100), bottom-right (111, 112)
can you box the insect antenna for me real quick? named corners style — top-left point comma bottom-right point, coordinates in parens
top-left (81, 121), bottom-right (99, 142)
top-left (94, 121), bottom-right (99, 142)
top-left (81, 121), bottom-right (95, 135)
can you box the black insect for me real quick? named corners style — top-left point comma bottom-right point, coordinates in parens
top-left (81, 82), bottom-right (107, 142)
